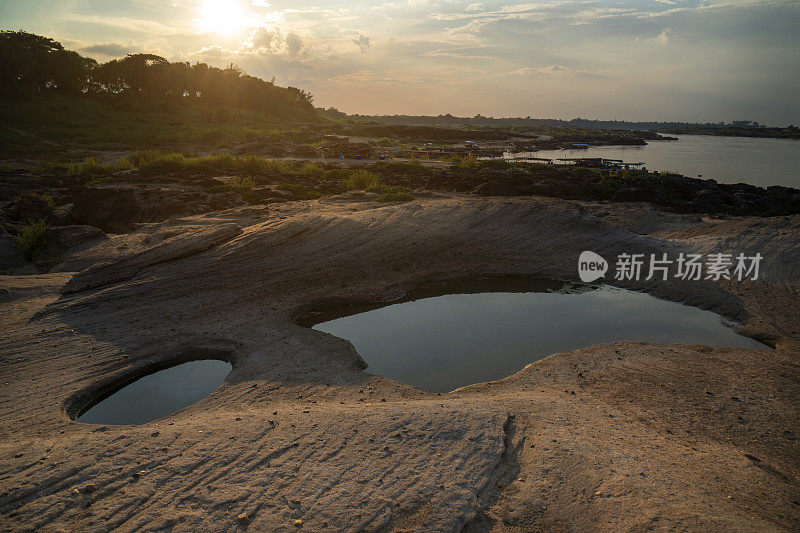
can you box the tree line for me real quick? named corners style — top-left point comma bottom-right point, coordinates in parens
top-left (0, 31), bottom-right (315, 113)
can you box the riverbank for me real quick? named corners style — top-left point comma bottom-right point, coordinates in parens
top-left (1, 193), bottom-right (799, 531)
top-left (3, 155), bottom-right (800, 276)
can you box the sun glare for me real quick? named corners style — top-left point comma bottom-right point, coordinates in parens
top-left (197, 0), bottom-right (250, 35)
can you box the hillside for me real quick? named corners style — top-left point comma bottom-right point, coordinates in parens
top-left (0, 31), bottom-right (323, 157)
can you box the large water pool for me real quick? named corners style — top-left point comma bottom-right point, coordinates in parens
top-left (305, 280), bottom-right (766, 393)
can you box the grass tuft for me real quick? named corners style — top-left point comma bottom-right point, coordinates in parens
top-left (37, 193), bottom-right (56, 209)
top-left (448, 155), bottom-right (480, 169)
top-left (298, 162), bottom-right (325, 177)
top-left (13, 219), bottom-right (49, 261)
top-left (345, 169), bottom-right (381, 190)
top-left (277, 183), bottom-right (323, 200)
top-left (43, 151), bottom-right (297, 179)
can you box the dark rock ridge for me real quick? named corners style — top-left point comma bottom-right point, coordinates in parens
top-left (413, 166), bottom-right (800, 217)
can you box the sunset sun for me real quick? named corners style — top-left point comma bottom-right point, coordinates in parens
top-left (196, 0), bottom-right (249, 35)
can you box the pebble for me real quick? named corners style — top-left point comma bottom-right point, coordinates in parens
top-left (237, 513), bottom-right (249, 523)
top-left (293, 519), bottom-right (303, 527)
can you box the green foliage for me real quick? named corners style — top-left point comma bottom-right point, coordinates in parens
top-left (209, 176), bottom-right (254, 192)
top-left (277, 183), bottom-right (323, 200)
top-left (298, 162), bottom-right (325, 177)
top-left (365, 183), bottom-right (415, 202)
top-left (377, 189), bottom-right (415, 202)
top-left (0, 96), bottom-right (321, 158)
top-left (37, 193), bottom-right (56, 209)
top-left (0, 31), bottom-right (316, 113)
top-left (320, 168), bottom-right (354, 181)
top-left (132, 151), bottom-right (295, 174)
top-left (209, 176), bottom-right (259, 203)
top-left (597, 177), bottom-right (622, 199)
top-left (344, 169), bottom-right (381, 190)
top-left (478, 158), bottom-right (513, 170)
top-left (374, 160), bottom-right (429, 176)
top-left (84, 175), bottom-right (115, 187)
top-left (13, 219), bottom-right (49, 260)
top-left (38, 156), bottom-right (134, 178)
top-left (448, 155), bottom-right (480, 169)
top-left (45, 151), bottom-right (297, 178)
top-left (0, 31), bottom-right (95, 96)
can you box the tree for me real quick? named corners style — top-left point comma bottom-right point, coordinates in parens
top-left (0, 30), bottom-right (94, 95)
top-left (0, 31), bottom-right (317, 117)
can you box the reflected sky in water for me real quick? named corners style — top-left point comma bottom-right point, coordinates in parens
top-left (532, 135), bottom-right (800, 188)
top-left (77, 360), bottom-right (231, 425)
top-left (314, 286), bottom-right (766, 393)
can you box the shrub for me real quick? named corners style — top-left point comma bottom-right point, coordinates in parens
top-left (479, 159), bottom-right (512, 170)
top-left (457, 155), bottom-right (480, 169)
top-left (345, 169), bottom-right (380, 190)
top-left (277, 183), bottom-right (323, 200)
top-left (46, 156), bottom-right (135, 178)
top-left (364, 182), bottom-right (415, 202)
top-left (299, 162), bottom-right (324, 177)
top-left (37, 193), bottom-right (56, 209)
top-left (447, 155), bottom-right (480, 169)
top-left (13, 219), bottom-right (48, 260)
top-left (209, 176), bottom-right (258, 202)
top-left (49, 151), bottom-right (298, 177)
top-left (377, 189), bottom-right (415, 202)
top-left (374, 160), bottom-right (428, 176)
top-left (321, 168), bottom-right (353, 181)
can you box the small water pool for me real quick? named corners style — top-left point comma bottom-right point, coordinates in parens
top-left (303, 280), bottom-right (766, 393)
top-left (76, 359), bottom-right (232, 425)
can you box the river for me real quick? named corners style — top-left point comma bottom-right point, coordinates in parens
top-left (528, 134), bottom-right (800, 188)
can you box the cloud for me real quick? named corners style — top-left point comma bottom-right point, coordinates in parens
top-left (64, 13), bottom-right (179, 35)
top-left (353, 34), bottom-right (371, 52)
top-left (248, 27), bottom-right (280, 53)
top-left (422, 48), bottom-right (495, 60)
top-left (285, 32), bottom-right (305, 57)
top-left (635, 27), bottom-right (672, 44)
top-left (80, 42), bottom-right (131, 57)
top-left (233, 26), bottom-right (310, 59)
top-left (509, 64), bottom-right (572, 75)
top-left (10, 0), bottom-right (799, 123)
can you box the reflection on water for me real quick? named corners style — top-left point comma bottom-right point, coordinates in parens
top-left (77, 359), bottom-right (231, 425)
top-left (310, 283), bottom-right (766, 393)
top-left (530, 134), bottom-right (800, 188)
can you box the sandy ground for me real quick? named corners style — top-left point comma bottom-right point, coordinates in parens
top-left (0, 194), bottom-right (798, 532)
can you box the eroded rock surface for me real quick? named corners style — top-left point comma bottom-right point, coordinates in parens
top-left (1, 196), bottom-right (798, 531)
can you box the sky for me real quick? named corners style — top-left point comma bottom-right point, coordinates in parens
top-left (2, 0), bottom-right (799, 125)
